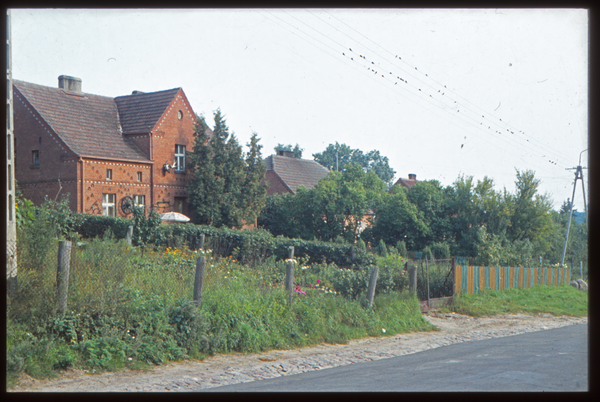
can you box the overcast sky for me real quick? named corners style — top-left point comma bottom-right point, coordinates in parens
top-left (10, 8), bottom-right (589, 211)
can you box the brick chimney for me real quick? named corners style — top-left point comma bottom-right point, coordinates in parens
top-left (278, 150), bottom-right (295, 158)
top-left (408, 173), bottom-right (416, 180)
top-left (58, 75), bottom-right (82, 93)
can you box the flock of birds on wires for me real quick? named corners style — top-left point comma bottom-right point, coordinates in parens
top-left (340, 47), bottom-right (561, 168)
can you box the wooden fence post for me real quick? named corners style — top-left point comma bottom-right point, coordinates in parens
top-left (193, 234), bottom-right (206, 307)
top-left (57, 240), bottom-right (72, 315)
top-left (286, 246), bottom-right (295, 306)
top-left (408, 263), bottom-right (417, 296)
top-left (366, 266), bottom-right (379, 308)
top-left (126, 225), bottom-right (133, 245)
top-left (425, 258), bottom-right (430, 307)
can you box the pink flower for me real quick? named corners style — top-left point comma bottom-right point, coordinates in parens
top-left (317, 279), bottom-right (321, 284)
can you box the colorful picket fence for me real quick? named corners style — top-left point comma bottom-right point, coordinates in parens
top-left (454, 265), bottom-right (571, 295)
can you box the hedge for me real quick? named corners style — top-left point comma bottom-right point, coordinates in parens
top-left (75, 216), bottom-right (375, 268)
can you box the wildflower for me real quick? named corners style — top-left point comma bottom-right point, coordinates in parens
top-left (382, 328), bottom-right (386, 333)
top-left (317, 279), bottom-right (321, 284)
top-left (128, 358), bottom-right (133, 361)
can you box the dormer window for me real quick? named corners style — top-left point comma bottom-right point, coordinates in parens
top-left (175, 145), bottom-right (185, 172)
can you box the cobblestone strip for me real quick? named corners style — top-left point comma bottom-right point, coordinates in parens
top-left (11, 314), bottom-right (587, 392)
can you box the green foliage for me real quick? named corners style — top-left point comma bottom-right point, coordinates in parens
top-left (15, 195), bottom-right (35, 229)
top-left (274, 143), bottom-right (303, 158)
top-left (131, 207), bottom-right (164, 250)
top-left (396, 240), bottom-right (407, 257)
top-left (36, 195), bottom-right (83, 241)
top-left (312, 142), bottom-right (396, 186)
top-left (259, 163), bottom-right (386, 243)
top-left (422, 246), bottom-right (433, 261)
top-left (187, 110), bottom-right (266, 228)
top-left (430, 242), bottom-right (451, 259)
top-left (449, 285), bottom-right (588, 317)
top-left (377, 239), bottom-right (388, 257)
top-left (369, 186), bottom-right (429, 250)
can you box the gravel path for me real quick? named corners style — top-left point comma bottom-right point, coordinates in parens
top-left (10, 312), bottom-right (587, 392)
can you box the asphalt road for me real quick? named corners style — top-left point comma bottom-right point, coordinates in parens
top-left (198, 323), bottom-right (588, 392)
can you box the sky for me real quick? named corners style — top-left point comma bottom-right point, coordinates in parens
top-left (10, 8), bottom-right (589, 212)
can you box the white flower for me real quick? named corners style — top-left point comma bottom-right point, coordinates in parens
top-left (382, 328), bottom-right (386, 333)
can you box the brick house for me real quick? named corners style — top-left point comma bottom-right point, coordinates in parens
top-left (264, 151), bottom-right (330, 196)
top-left (13, 75), bottom-right (206, 218)
top-left (390, 173), bottom-right (420, 192)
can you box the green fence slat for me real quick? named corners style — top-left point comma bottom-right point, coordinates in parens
top-left (474, 266), bottom-right (479, 294)
top-left (496, 267), bottom-right (500, 290)
top-left (462, 266), bottom-right (468, 293)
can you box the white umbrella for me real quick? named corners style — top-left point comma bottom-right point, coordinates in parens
top-left (159, 212), bottom-right (190, 222)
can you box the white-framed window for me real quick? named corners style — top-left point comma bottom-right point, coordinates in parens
top-left (175, 144), bottom-right (185, 171)
top-left (106, 169), bottom-right (112, 180)
top-left (102, 193), bottom-right (116, 216)
top-left (133, 195), bottom-right (145, 209)
top-left (137, 171), bottom-right (142, 182)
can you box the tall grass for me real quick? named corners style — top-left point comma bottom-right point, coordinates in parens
top-left (7, 225), bottom-right (432, 389)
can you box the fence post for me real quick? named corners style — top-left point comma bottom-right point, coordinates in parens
top-left (451, 257), bottom-right (455, 295)
top-left (408, 263), bottom-right (417, 296)
top-left (286, 246), bottom-right (295, 306)
top-left (57, 240), bottom-right (72, 315)
top-left (425, 258), bottom-right (430, 308)
top-left (199, 233), bottom-right (205, 250)
top-left (126, 225), bottom-right (133, 245)
top-left (193, 234), bottom-right (206, 307)
top-left (580, 261), bottom-right (583, 280)
top-left (366, 266), bottom-right (379, 308)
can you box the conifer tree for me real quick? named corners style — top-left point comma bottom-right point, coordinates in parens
top-left (187, 109), bottom-right (266, 227)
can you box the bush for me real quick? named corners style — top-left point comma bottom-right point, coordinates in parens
top-left (430, 242), bottom-right (451, 259)
top-left (396, 240), bottom-right (407, 257)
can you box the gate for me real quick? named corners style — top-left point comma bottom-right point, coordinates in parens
top-left (416, 258), bottom-right (454, 311)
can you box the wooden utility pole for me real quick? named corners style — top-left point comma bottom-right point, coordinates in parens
top-left (560, 150), bottom-right (588, 265)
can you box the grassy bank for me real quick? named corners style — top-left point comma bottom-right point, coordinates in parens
top-left (6, 236), bottom-right (433, 388)
top-left (447, 285), bottom-right (588, 317)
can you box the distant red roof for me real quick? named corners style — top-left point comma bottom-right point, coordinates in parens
top-left (391, 174), bottom-right (420, 192)
top-left (265, 154), bottom-right (330, 195)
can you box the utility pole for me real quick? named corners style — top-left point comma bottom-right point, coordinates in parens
top-left (560, 149), bottom-right (588, 265)
top-left (6, 9), bottom-right (18, 294)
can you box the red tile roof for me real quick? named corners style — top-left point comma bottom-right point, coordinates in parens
top-left (114, 88), bottom-right (181, 134)
top-left (265, 155), bottom-right (330, 194)
top-left (392, 176), bottom-right (420, 191)
top-left (13, 80), bottom-right (183, 162)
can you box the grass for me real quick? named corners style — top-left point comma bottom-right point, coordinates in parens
top-left (7, 225), bottom-right (587, 389)
top-left (6, 235), bottom-right (433, 389)
top-left (446, 285), bottom-right (588, 317)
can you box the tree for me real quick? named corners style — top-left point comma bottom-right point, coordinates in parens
top-left (239, 133), bottom-right (268, 225)
top-left (505, 169), bottom-right (553, 256)
top-left (369, 185), bottom-right (429, 250)
top-left (406, 180), bottom-right (452, 247)
top-left (274, 143), bottom-right (303, 158)
top-left (312, 142), bottom-right (396, 186)
top-left (187, 109), bottom-right (266, 227)
top-left (258, 162), bottom-right (387, 242)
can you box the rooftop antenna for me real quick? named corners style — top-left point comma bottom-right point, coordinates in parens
top-left (560, 149), bottom-right (588, 265)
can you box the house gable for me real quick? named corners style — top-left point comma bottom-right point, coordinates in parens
top-left (264, 154), bottom-right (330, 195)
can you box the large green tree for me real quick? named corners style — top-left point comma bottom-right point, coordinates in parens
top-left (258, 162), bottom-right (386, 242)
top-left (312, 142), bottom-right (396, 186)
top-left (368, 185), bottom-right (429, 250)
top-left (187, 109), bottom-right (266, 227)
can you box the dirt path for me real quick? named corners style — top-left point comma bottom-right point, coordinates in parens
top-left (10, 312), bottom-right (587, 392)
